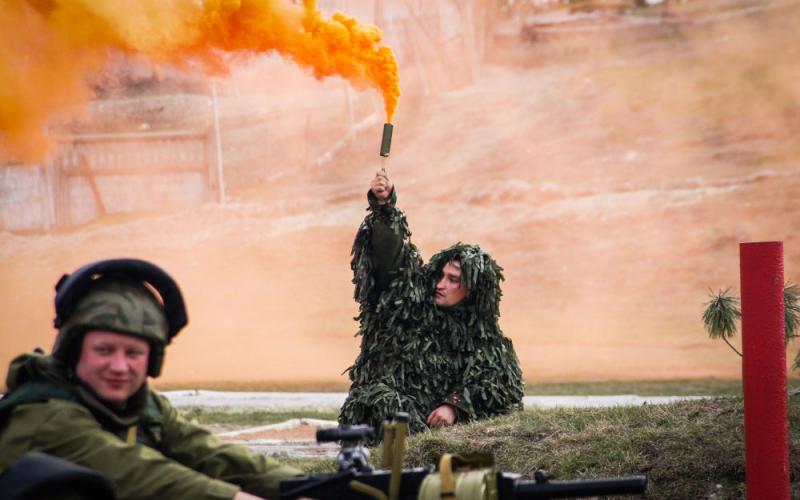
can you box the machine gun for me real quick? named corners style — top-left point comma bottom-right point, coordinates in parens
top-left (280, 414), bottom-right (647, 500)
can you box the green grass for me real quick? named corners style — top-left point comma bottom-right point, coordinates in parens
top-left (245, 398), bottom-right (800, 499)
top-left (181, 408), bottom-right (339, 426)
top-left (401, 397), bottom-right (800, 499)
top-left (523, 378), bottom-right (751, 396)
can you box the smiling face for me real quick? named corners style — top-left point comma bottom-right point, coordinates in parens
top-left (75, 330), bottom-right (150, 405)
top-left (434, 260), bottom-right (470, 308)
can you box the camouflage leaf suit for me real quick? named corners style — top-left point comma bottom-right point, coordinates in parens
top-left (339, 189), bottom-right (524, 437)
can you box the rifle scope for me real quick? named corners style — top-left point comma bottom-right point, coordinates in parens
top-left (317, 425), bottom-right (374, 444)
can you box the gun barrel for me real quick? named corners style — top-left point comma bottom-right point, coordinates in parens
top-left (513, 475), bottom-right (647, 499)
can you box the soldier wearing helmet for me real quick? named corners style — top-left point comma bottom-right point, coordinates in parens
top-left (339, 171), bottom-right (524, 439)
top-left (0, 259), bottom-right (303, 500)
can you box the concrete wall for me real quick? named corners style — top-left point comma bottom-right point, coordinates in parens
top-left (0, 165), bottom-right (52, 231)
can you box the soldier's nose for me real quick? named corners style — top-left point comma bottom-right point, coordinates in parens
top-left (109, 354), bottom-right (127, 371)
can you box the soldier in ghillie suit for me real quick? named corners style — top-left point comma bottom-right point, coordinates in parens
top-left (339, 170), bottom-right (524, 438)
top-left (0, 259), bottom-right (302, 500)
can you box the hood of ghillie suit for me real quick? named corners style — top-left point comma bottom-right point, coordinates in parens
top-left (424, 242), bottom-right (504, 320)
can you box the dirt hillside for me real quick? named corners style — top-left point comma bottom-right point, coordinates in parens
top-left (2, 1), bottom-right (799, 388)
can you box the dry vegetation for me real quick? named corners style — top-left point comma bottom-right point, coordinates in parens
top-left (403, 397), bottom-right (800, 499)
top-left (269, 397), bottom-right (800, 499)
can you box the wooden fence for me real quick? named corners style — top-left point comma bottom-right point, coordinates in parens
top-left (0, 130), bottom-right (218, 231)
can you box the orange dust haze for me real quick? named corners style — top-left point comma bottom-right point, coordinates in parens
top-left (0, 0), bottom-right (400, 163)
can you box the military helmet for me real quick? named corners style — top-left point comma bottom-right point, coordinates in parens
top-left (51, 259), bottom-right (188, 377)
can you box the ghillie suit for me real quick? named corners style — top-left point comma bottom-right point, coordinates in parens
top-left (339, 191), bottom-right (524, 439)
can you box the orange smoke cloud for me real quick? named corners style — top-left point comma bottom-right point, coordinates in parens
top-left (0, 0), bottom-right (400, 163)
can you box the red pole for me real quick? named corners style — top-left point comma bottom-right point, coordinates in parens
top-left (739, 241), bottom-right (788, 500)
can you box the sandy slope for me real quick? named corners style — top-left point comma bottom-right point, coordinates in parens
top-left (2, 2), bottom-right (800, 387)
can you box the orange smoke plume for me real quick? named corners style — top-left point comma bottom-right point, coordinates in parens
top-left (0, 0), bottom-right (400, 163)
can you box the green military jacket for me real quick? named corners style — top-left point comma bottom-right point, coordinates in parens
top-left (0, 353), bottom-right (302, 499)
top-left (339, 190), bottom-right (524, 438)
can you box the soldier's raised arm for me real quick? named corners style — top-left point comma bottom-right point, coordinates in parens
top-left (351, 169), bottom-right (417, 305)
top-left (367, 169), bottom-right (403, 294)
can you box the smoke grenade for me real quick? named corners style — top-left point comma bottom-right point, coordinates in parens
top-left (380, 123), bottom-right (393, 157)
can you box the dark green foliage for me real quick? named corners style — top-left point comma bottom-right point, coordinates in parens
top-left (702, 289), bottom-right (741, 341)
top-left (786, 284), bottom-right (800, 342)
top-left (787, 284), bottom-right (800, 371)
top-left (703, 285), bottom-right (800, 367)
top-left (340, 196), bottom-right (524, 440)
